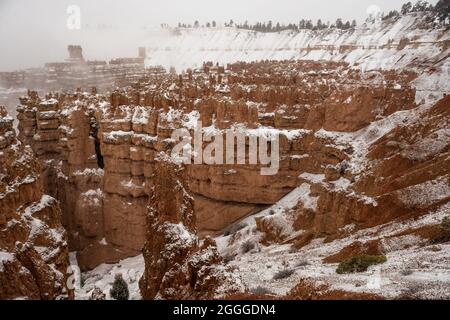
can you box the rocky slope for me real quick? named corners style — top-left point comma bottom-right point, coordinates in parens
top-left (146, 13), bottom-right (449, 82)
top-left (139, 153), bottom-right (243, 299)
top-left (216, 94), bottom-right (450, 299)
top-left (0, 106), bottom-right (72, 300)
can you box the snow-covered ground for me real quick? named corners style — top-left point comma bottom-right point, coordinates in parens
top-left (207, 93), bottom-right (450, 299)
top-left (214, 195), bottom-right (450, 299)
top-left (71, 253), bottom-right (144, 300)
top-left (0, 87), bottom-right (27, 127)
top-left (145, 14), bottom-right (449, 79)
top-left (73, 176), bottom-right (447, 300)
top-left (143, 13), bottom-right (450, 107)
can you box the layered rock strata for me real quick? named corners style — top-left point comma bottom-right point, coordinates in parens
top-left (15, 60), bottom-right (422, 270)
top-left (139, 154), bottom-right (242, 299)
top-left (0, 106), bottom-right (72, 300)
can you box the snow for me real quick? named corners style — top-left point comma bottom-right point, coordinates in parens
top-left (314, 104), bottom-right (423, 177)
top-left (291, 154), bottom-right (309, 160)
top-left (183, 110), bottom-right (200, 129)
top-left (73, 168), bottom-right (104, 177)
top-left (296, 183), bottom-right (319, 211)
top-left (245, 126), bottom-right (311, 141)
top-left (216, 200), bottom-right (450, 298)
top-left (80, 189), bottom-right (103, 206)
top-left (331, 177), bottom-right (351, 191)
top-left (144, 15), bottom-right (449, 84)
top-left (0, 251), bottom-right (15, 272)
top-left (400, 128), bottom-right (450, 161)
top-left (132, 106), bottom-right (150, 124)
top-left (121, 179), bottom-right (144, 190)
top-left (299, 172), bottom-right (325, 184)
top-left (72, 253), bottom-right (144, 300)
top-left (397, 176), bottom-right (450, 209)
top-left (215, 183), bottom-right (319, 255)
top-left (39, 98), bottom-right (58, 106)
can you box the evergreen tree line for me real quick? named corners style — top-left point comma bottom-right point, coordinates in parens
top-left (236, 19), bottom-right (357, 32)
top-left (383, 0), bottom-right (449, 22)
top-left (174, 0), bottom-right (449, 31)
top-left (177, 18), bottom-right (357, 32)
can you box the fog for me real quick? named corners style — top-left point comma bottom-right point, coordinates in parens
top-left (0, 0), bottom-right (438, 71)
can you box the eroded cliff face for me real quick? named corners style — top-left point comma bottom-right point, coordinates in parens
top-left (145, 13), bottom-right (449, 87)
top-left (254, 95), bottom-right (450, 245)
top-left (0, 106), bottom-right (72, 300)
top-left (139, 154), bottom-right (243, 299)
top-left (15, 60), bottom-right (423, 272)
top-left (219, 95), bottom-right (449, 299)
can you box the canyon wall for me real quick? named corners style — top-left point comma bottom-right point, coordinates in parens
top-left (14, 59), bottom-right (424, 271)
top-left (0, 106), bottom-right (72, 300)
top-left (255, 94), bottom-right (450, 246)
top-left (145, 13), bottom-right (449, 83)
top-left (139, 154), bottom-right (242, 299)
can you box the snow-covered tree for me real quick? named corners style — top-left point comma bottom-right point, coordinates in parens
top-left (401, 2), bottom-right (413, 14)
top-left (110, 274), bottom-right (129, 300)
top-left (412, 0), bottom-right (429, 12)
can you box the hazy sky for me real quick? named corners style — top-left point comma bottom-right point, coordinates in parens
top-left (0, 0), bottom-right (438, 71)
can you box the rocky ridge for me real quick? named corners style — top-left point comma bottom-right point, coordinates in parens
top-left (0, 106), bottom-right (72, 300)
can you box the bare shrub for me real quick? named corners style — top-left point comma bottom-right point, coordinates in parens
top-left (250, 286), bottom-right (273, 296)
top-left (224, 222), bottom-right (247, 236)
top-left (296, 260), bottom-right (310, 268)
top-left (273, 269), bottom-right (295, 280)
top-left (241, 240), bottom-right (255, 254)
top-left (223, 254), bottom-right (236, 264)
top-left (400, 268), bottom-right (414, 276)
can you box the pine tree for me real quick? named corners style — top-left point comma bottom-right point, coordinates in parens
top-left (412, 0), bottom-right (429, 12)
top-left (401, 2), bottom-right (413, 14)
top-left (110, 274), bottom-right (129, 300)
top-left (299, 19), bottom-right (305, 29)
top-left (316, 19), bottom-right (323, 30)
top-left (435, 0), bottom-right (450, 16)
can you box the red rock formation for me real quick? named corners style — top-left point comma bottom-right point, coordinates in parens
top-left (139, 153), bottom-right (242, 299)
top-left (257, 95), bottom-right (450, 243)
top-left (14, 60), bottom-right (427, 271)
top-left (0, 106), bottom-right (73, 300)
